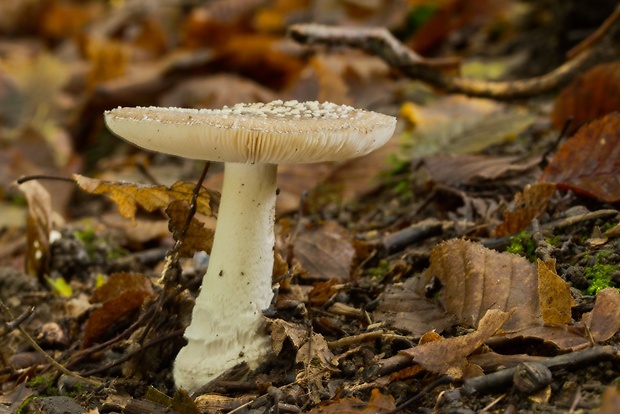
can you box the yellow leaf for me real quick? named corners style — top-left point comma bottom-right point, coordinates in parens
top-left (537, 259), bottom-right (576, 326)
top-left (74, 174), bottom-right (171, 223)
top-left (45, 275), bottom-right (73, 298)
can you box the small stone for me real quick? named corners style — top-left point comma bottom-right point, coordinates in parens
top-left (513, 362), bottom-right (553, 394)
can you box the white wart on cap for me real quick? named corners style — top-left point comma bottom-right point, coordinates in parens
top-left (104, 100), bottom-right (396, 392)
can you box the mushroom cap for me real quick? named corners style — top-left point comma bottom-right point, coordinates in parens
top-left (104, 100), bottom-right (396, 164)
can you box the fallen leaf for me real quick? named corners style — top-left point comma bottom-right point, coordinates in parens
top-left (74, 175), bottom-right (217, 224)
top-left (504, 325), bottom-right (588, 351)
top-left (307, 279), bottom-right (341, 307)
top-left (581, 288), bottom-right (620, 342)
top-left (75, 175), bottom-right (170, 223)
top-left (295, 332), bottom-right (338, 404)
top-left (269, 319), bottom-right (309, 355)
top-left (540, 112), bottom-right (620, 203)
top-left (306, 389), bottom-right (396, 414)
top-left (84, 272), bottom-right (155, 348)
top-left (373, 277), bottom-right (453, 337)
top-left (423, 154), bottom-right (541, 188)
top-left (494, 182), bottom-right (556, 237)
top-left (597, 383), bottom-right (620, 414)
top-left (166, 200), bottom-right (214, 257)
top-left (158, 74), bottom-right (277, 110)
top-left (429, 239), bottom-right (540, 331)
top-left (407, 96), bottom-right (534, 157)
top-left (552, 62), bottom-right (620, 130)
top-left (537, 259), bottom-right (575, 326)
top-left (19, 180), bottom-right (56, 277)
top-left (402, 309), bottom-right (512, 378)
top-left (293, 221), bottom-right (356, 281)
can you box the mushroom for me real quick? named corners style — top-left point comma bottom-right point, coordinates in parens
top-left (104, 100), bottom-right (396, 391)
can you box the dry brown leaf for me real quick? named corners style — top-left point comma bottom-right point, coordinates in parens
top-left (373, 277), bottom-right (453, 337)
top-left (84, 272), bottom-right (155, 348)
top-left (84, 37), bottom-right (128, 90)
top-left (167, 181), bottom-right (217, 217)
top-left (307, 279), bottom-right (341, 307)
top-left (295, 332), bottom-right (338, 404)
top-left (407, 96), bottom-right (534, 157)
top-left (215, 34), bottom-right (305, 90)
top-left (293, 221), bottom-right (355, 281)
top-left (309, 55), bottom-right (352, 105)
top-left (19, 181), bottom-right (55, 277)
top-left (552, 62), bottom-right (620, 130)
top-left (429, 239), bottom-right (540, 331)
top-left (581, 288), bottom-right (620, 342)
top-left (75, 175), bottom-right (169, 223)
top-left (166, 200), bottom-right (214, 258)
top-left (597, 383), bottom-right (620, 414)
top-left (269, 319), bottom-right (309, 355)
top-left (74, 176), bottom-right (217, 225)
top-left (39, 1), bottom-right (99, 40)
top-left (504, 325), bottom-right (588, 351)
top-left (537, 259), bottom-right (575, 326)
top-left (423, 154), bottom-right (541, 188)
top-left (158, 74), bottom-right (277, 110)
top-left (402, 309), bottom-right (512, 378)
top-left (540, 112), bottom-right (620, 203)
top-left (494, 182), bottom-right (556, 237)
top-left (306, 389), bottom-right (396, 414)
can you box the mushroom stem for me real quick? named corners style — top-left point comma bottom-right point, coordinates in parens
top-left (174, 162), bottom-right (277, 391)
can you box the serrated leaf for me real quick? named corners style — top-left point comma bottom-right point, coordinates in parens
top-left (75, 174), bottom-right (170, 223)
top-left (74, 175), bottom-right (218, 225)
top-left (429, 239), bottom-right (540, 331)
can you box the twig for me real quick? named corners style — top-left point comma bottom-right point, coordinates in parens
top-left (0, 299), bottom-right (101, 386)
top-left (288, 7), bottom-right (620, 100)
top-left (78, 328), bottom-right (185, 377)
top-left (328, 330), bottom-right (385, 349)
top-left (16, 175), bottom-right (76, 185)
top-left (384, 375), bottom-right (454, 414)
top-left (461, 345), bottom-right (617, 396)
top-left (567, 6), bottom-right (620, 59)
top-left (0, 306), bottom-right (34, 339)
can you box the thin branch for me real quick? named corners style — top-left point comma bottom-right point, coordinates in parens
top-left (0, 306), bottom-right (34, 339)
top-left (0, 299), bottom-right (101, 386)
top-left (288, 7), bottom-right (620, 100)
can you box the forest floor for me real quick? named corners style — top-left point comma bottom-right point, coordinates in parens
top-left (1, 1), bottom-right (620, 413)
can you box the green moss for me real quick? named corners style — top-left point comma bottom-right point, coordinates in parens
top-left (506, 231), bottom-right (536, 262)
top-left (368, 259), bottom-right (391, 281)
top-left (545, 235), bottom-right (561, 247)
top-left (584, 263), bottom-right (617, 295)
top-left (602, 221), bottom-right (618, 233)
top-left (27, 374), bottom-right (58, 395)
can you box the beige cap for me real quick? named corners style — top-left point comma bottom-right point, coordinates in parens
top-left (104, 100), bottom-right (396, 164)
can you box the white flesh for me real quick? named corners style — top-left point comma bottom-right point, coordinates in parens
top-left (174, 163), bottom-right (277, 391)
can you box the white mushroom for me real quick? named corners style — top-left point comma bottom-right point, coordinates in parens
top-left (104, 100), bottom-right (396, 392)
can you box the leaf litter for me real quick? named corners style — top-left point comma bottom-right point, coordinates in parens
top-left (1, 1), bottom-right (620, 413)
